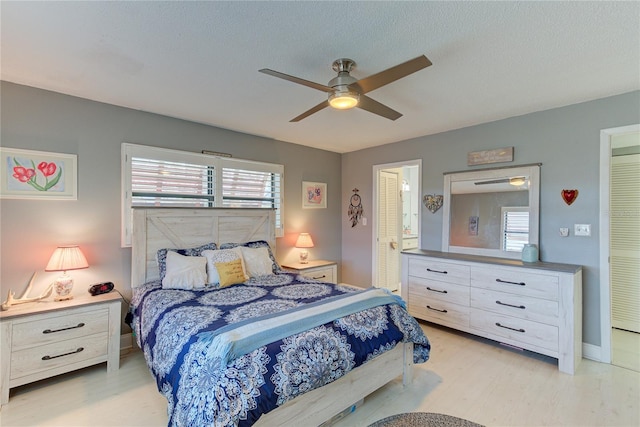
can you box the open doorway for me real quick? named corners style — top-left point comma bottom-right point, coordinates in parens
top-left (372, 160), bottom-right (421, 291)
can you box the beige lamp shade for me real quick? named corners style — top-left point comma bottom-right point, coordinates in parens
top-left (295, 233), bottom-right (314, 248)
top-left (45, 246), bottom-right (89, 272)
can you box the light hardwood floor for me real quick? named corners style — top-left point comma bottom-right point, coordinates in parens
top-left (1, 322), bottom-right (638, 427)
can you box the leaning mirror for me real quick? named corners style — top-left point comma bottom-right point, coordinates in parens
top-left (441, 164), bottom-right (540, 260)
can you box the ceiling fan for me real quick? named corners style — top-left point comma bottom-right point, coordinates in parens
top-left (259, 55), bottom-right (432, 122)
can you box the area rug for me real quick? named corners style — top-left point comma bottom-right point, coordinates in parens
top-left (367, 412), bottom-right (484, 427)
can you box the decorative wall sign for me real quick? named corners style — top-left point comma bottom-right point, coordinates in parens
top-left (561, 189), bottom-right (579, 205)
top-left (302, 181), bottom-right (327, 209)
top-left (423, 194), bottom-right (443, 213)
top-left (467, 147), bottom-right (514, 166)
top-left (0, 147), bottom-right (77, 200)
top-left (348, 188), bottom-right (363, 227)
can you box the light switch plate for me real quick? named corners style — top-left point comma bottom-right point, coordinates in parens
top-left (559, 227), bottom-right (569, 237)
top-left (574, 224), bottom-right (591, 236)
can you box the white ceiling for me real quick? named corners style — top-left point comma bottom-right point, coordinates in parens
top-left (2, 1), bottom-right (639, 154)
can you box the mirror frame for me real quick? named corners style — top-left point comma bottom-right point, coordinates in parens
top-left (441, 163), bottom-right (540, 260)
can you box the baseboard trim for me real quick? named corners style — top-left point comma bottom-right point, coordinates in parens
top-left (120, 333), bottom-right (133, 354)
top-left (582, 342), bottom-right (602, 362)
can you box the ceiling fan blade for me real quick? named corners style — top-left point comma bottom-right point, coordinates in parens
top-left (259, 69), bottom-right (334, 93)
top-left (290, 100), bottom-right (330, 122)
top-left (350, 55), bottom-right (432, 94)
top-left (357, 95), bottom-right (402, 121)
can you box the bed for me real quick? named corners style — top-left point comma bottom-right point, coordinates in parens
top-left (128, 207), bottom-right (430, 426)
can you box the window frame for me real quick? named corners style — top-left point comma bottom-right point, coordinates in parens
top-left (501, 206), bottom-right (530, 252)
top-left (121, 143), bottom-right (284, 247)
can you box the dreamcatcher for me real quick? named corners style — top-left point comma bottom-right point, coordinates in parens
top-left (348, 188), bottom-right (363, 227)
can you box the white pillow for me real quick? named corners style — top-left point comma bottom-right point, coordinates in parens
top-left (239, 246), bottom-right (274, 277)
top-left (202, 248), bottom-right (248, 285)
top-left (161, 251), bottom-right (207, 290)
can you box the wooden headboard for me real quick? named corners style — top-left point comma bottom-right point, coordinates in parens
top-left (131, 208), bottom-right (275, 287)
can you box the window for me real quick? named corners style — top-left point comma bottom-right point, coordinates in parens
top-left (501, 206), bottom-right (529, 252)
top-left (121, 143), bottom-right (283, 246)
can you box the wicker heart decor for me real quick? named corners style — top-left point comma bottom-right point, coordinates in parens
top-left (423, 194), bottom-right (443, 213)
top-left (561, 189), bottom-right (578, 205)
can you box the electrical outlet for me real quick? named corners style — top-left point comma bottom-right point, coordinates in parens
top-left (574, 224), bottom-right (591, 236)
top-left (559, 227), bottom-right (569, 237)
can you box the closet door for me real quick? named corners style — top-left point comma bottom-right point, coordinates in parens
top-left (376, 170), bottom-right (400, 291)
top-left (610, 153), bottom-right (640, 333)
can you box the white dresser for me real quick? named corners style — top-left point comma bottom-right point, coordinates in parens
top-left (0, 293), bottom-right (121, 404)
top-left (401, 250), bottom-right (582, 374)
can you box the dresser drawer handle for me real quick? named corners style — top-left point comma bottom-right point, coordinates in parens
top-left (495, 322), bottom-right (525, 333)
top-left (42, 347), bottom-right (84, 360)
top-left (426, 305), bottom-right (448, 313)
top-left (426, 287), bottom-right (448, 294)
top-left (496, 300), bottom-right (526, 309)
top-left (43, 323), bottom-right (85, 334)
top-left (496, 278), bottom-right (526, 286)
top-left (311, 275), bottom-right (327, 280)
top-left (426, 268), bottom-right (447, 274)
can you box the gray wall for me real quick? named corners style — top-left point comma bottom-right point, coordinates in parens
top-left (0, 82), bottom-right (342, 324)
top-left (341, 90), bottom-right (640, 347)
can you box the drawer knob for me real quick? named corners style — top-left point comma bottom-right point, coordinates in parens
top-left (496, 300), bottom-right (526, 309)
top-left (496, 278), bottom-right (526, 286)
top-left (42, 322), bottom-right (85, 334)
top-left (426, 287), bottom-right (448, 294)
top-left (426, 305), bottom-right (448, 313)
top-left (42, 347), bottom-right (84, 360)
top-left (426, 268), bottom-right (447, 274)
top-left (495, 322), bottom-right (525, 333)
top-left (311, 275), bottom-right (327, 280)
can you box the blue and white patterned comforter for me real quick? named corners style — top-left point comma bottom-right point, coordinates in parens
top-left (129, 273), bottom-right (430, 427)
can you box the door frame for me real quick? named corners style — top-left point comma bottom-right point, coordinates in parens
top-left (599, 124), bottom-right (640, 364)
top-left (372, 159), bottom-right (422, 288)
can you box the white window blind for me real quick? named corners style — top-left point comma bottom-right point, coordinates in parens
top-left (501, 207), bottom-right (530, 252)
top-left (122, 143), bottom-right (284, 246)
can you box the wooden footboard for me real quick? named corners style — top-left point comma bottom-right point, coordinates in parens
top-left (255, 342), bottom-right (413, 426)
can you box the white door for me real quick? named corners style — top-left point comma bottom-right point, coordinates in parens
top-left (376, 170), bottom-right (401, 291)
top-left (610, 151), bottom-right (640, 372)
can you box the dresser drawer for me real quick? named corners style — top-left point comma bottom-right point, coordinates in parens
top-left (10, 332), bottom-right (109, 380)
top-left (408, 258), bottom-right (470, 285)
top-left (12, 308), bottom-right (109, 350)
top-left (408, 276), bottom-right (469, 306)
top-left (470, 288), bottom-right (558, 325)
top-left (469, 308), bottom-right (558, 352)
top-left (300, 267), bottom-right (334, 283)
top-left (471, 267), bottom-right (559, 300)
top-left (409, 300), bottom-right (469, 329)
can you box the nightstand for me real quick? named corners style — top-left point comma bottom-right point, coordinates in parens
top-left (281, 260), bottom-right (338, 284)
top-left (0, 292), bottom-right (121, 405)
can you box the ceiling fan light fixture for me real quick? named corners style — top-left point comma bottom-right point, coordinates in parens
top-left (328, 91), bottom-right (359, 110)
top-left (509, 176), bottom-right (526, 186)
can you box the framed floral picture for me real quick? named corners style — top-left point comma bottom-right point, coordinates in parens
top-left (0, 148), bottom-right (77, 200)
top-left (302, 181), bottom-right (327, 209)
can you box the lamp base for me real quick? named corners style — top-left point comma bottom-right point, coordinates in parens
top-left (53, 273), bottom-right (74, 302)
top-left (299, 249), bottom-right (309, 264)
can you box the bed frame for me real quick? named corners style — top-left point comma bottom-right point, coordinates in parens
top-left (131, 207), bottom-right (413, 426)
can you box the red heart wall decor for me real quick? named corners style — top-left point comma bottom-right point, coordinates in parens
top-left (561, 189), bottom-right (579, 205)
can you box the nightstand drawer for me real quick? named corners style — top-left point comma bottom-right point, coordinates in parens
top-left (12, 308), bottom-right (109, 350)
top-left (10, 332), bottom-right (109, 380)
top-left (300, 267), bottom-right (334, 283)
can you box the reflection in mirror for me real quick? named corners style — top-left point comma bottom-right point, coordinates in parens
top-left (442, 164), bottom-right (540, 260)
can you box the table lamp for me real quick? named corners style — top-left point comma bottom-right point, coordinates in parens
top-left (45, 245), bottom-right (89, 301)
top-left (295, 233), bottom-right (314, 264)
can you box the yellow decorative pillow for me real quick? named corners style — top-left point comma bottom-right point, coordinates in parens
top-left (215, 259), bottom-right (247, 288)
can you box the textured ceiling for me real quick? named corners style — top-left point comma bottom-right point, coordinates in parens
top-left (2, 1), bottom-right (639, 153)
